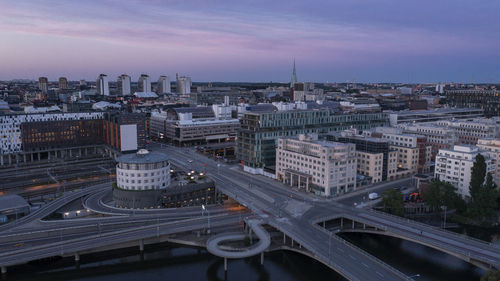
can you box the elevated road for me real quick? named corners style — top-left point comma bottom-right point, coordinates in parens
top-left (162, 144), bottom-right (500, 280)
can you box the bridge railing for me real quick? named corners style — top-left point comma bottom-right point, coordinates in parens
top-left (313, 222), bottom-right (414, 281)
top-left (269, 220), bottom-right (414, 281)
top-left (367, 209), bottom-right (498, 248)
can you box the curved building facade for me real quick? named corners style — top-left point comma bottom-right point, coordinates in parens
top-left (116, 149), bottom-right (171, 191)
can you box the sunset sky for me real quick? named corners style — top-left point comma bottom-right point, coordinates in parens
top-left (1, 0), bottom-right (499, 82)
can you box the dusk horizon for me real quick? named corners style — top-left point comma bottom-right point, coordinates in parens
top-left (1, 0), bottom-right (500, 83)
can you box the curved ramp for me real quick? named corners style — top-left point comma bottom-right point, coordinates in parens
top-left (206, 219), bottom-right (270, 259)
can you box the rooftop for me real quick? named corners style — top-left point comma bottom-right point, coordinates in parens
top-left (116, 149), bottom-right (169, 164)
top-left (0, 195), bottom-right (30, 212)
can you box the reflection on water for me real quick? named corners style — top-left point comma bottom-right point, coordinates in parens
top-left (4, 232), bottom-right (485, 281)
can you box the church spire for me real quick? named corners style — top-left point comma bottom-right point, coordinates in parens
top-left (290, 59), bottom-right (297, 88)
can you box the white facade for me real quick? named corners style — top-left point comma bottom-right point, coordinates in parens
top-left (158, 76), bottom-right (171, 94)
top-left (118, 74), bottom-right (131, 96)
top-left (477, 138), bottom-right (500, 187)
top-left (434, 145), bottom-right (494, 198)
top-left (96, 74), bottom-right (110, 96)
top-left (138, 74), bottom-right (151, 93)
top-left (276, 134), bottom-right (357, 196)
top-left (0, 112), bottom-right (104, 155)
top-left (116, 150), bottom-right (171, 191)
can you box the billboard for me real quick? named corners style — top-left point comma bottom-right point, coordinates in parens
top-left (120, 124), bottom-right (138, 152)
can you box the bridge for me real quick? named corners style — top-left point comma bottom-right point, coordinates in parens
top-left (0, 143), bottom-right (498, 280)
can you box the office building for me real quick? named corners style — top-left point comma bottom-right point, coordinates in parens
top-left (150, 105), bottom-right (240, 146)
top-left (138, 74), bottom-right (151, 93)
top-left (389, 108), bottom-right (484, 126)
top-left (38, 77), bottom-right (48, 94)
top-left (276, 134), bottom-right (357, 196)
top-left (326, 131), bottom-right (398, 183)
top-left (117, 74), bottom-right (131, 96)
top-left (104, 112), bottom-right (147, 152)
top-left (96, 74), bottom-right (110, 96)
top-left (116, 149), bottom-right (171, 191)
top-left (434, 145), bottom-right (494, 198)
top-left (397, 123), bottom-right (457, 159)
top-left (477, 138), bottom-right (500, 187)
top-left (446, 89), bottom-right (500, 117)
top-left (157, 76), bottom-right (171, 94)
top-left (435, 118), bottom-right (500, 145)
top-left (237, 102), bottom-right (389, 175)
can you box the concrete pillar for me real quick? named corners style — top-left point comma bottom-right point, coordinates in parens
top-left (38, 152), bottom-right (41, 161)
top-left (48, 151), bottom-right (51, 160)
top-left (23, 154), bottom-right (26, 163)
top-left (306, 177), bottom-right (309, 192)
top-left (283, 233), bottom-right (286, 244)
top-left (1, 154), bottom-right (4, 166)
top-left (31, 153), bottom-right (34, 162)
top-left (352, 220), bottom-right (355, 229)
top-left (224, 257), bottom-right (227, 271)
top-left (260, 252), bottom-right (264, 265)
top-left (363, 224), bottom-right (366, 230)
top-left (15, 154), bottom-right (19, 164)
top-left (139, 239), bottom-right (144, 252)
top-left (8, 154), bottom-right (11, 165)
top-left (75, 253), bottom-right (80, 262)
top-left (79, 148), bottom-right (82, 157)
top-left (69, 150), bottom-right (72, 157)
top-left (291, 239), bottom-right (294, 247)
top-left (1, 266), bottom-right (6, 274)
top-left (290, 174), bottom-right (293, 187)
top-left (340, 217), bottom-right (343, 229)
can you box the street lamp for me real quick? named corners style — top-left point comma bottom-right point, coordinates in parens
top-left (202, 204), bottom-right (211, 234)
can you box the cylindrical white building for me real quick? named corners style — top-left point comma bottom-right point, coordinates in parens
top-left (116, 149), bottom-right (170, 191)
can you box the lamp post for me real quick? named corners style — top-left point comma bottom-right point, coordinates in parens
top-left (202, 204), bottom-right (211, 234)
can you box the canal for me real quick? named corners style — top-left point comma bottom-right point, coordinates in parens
top-left (4, 231), bottom-right (487, 281)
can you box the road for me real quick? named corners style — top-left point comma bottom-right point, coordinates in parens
top-left (158, 143), bottom-right (500, 279)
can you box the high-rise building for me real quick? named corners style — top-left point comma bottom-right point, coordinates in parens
top-left (117, 74), bottom-right (131, 96)
top-left (176, 74), bottom-right (192, 95)
top-left (58, 77), bottom-right (68, 89)
top-left (96, 74), bottom-right (110, 96)
top-left (157, 76), bottom-right (171, 94)
top-left (138, 74), bottom-right (151, 92)
top-left (276, 134), bottom-right (357, 197)
top-left (434, 145), bottom-right (494, 198)
top-left (38, 77), bottom-right (48, 94)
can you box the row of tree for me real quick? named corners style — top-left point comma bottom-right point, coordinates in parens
top-left (422, 154), bottom-right (498, 224)
top-left (381, 154), bottom-right (499, 225)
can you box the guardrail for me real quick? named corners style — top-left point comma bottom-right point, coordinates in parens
top-left (367, 209), bottom-right (498, 248)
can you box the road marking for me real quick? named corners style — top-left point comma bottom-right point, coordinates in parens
top-left (361, 262), bottom-right (369, 268)
top-left (376, 271), bottom-right (384, 278)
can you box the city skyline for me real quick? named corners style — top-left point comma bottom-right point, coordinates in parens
top-left (1, 1), bottom-right (500, 83)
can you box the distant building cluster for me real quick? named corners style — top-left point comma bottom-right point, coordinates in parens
top-left (0, 63), bottom-right (498, 200)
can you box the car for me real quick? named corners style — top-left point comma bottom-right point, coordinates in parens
top-left (187, 159), bottom-right (193, 163)
top-left (368, 192), bottom-right (380, 200)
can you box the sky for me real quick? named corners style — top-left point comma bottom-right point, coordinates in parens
top-left (0, 0), bottom-right (499, 83)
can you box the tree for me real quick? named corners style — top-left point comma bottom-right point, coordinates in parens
top-left (470, 154), bottom-right (487, 200)
top-left (468, 154), bottom-right (498, 222)
top-left (381, 189), bottom-right (404, 216)
top-left (481, 269), bottom-right (500, 281)
top-left (422, 179), bottom-right (465, 213)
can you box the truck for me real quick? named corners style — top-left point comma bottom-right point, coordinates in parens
top-left (368, 192), bottom-right (380, 200)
